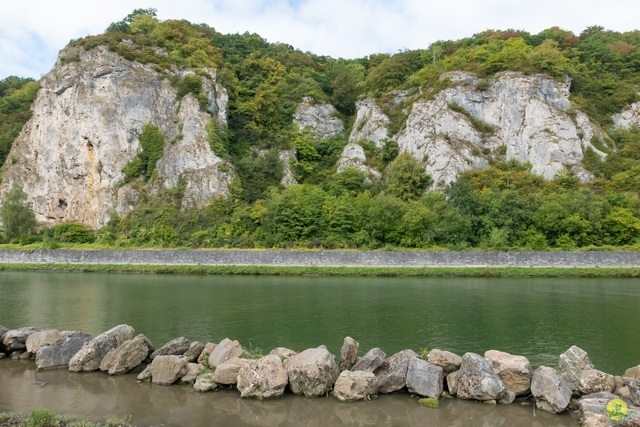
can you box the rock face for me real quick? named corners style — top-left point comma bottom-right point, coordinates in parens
top-left (406, 358), bottom-right (444, 398)
top-left (237, 354), bottom-right (289, 400)
top-left (35, 332), bottom-right (93, 370)
top-left (336, 143), bottom-right (381, 178)
top-left (456, 352), bottom-right (505, 401)
top-left (284, 346), bottom-right (339, 397)
top-left (0, 45), bottom-right (232, 228)
top-left (207, 338), bottom-right (242, 369)
top-left (294, 97), bottom-right (344, 140)
top-left (2, 327), bottom-right (44, 351)
top-left (150, 355), bottom-right (188, 385)
top-left (345, 72), bottom-right (606, 188)
top-left (68, 324), bottom-right (135, 372)
top-left (25, 329), bottom-right (62, 354)
top-left (531, 365), bottom-right (572, 413)
top-left (150, 337), bottom-right (189, 360)
top-left (375, 349), bottom-right (420, 394)
top-left (578, 369), bottom-right (616, 395)
top-left (427, 349), bottom-right (462, 375)
top-left (484, 350), bottom-right (532, 395)
top-left (333, 370), bottom-right (378, 402)
top-left (559, 345), bottom-right (595, 391)
top-left (339, 336), bottom-right (359, 371)
top-left (613, 100), bottom-right (640, 129)
top-left (99, 334), bottom-right (154, 375)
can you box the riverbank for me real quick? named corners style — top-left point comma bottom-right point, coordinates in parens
top-left (0, 409), bottom-right (132, 427)
top-left (1, 249), bottom-right (640, 277)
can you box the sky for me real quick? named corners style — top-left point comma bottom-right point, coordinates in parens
top-left (1, 0), bottom-right (638, 79)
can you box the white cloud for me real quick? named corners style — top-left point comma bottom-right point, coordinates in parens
top-left (1, 0), bottom-right (638, 79)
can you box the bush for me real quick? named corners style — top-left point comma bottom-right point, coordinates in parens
top-left (45, 223), bottom-right (95, 244)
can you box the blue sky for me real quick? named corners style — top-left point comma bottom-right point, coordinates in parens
top-left (1, 0), bottom-right (638, 79)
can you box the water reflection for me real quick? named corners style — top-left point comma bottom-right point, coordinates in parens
top-left (0, 360), bottom-right (578, 426)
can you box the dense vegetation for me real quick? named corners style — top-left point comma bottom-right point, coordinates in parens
top-left (0, 77), bottom-right (39, 168)
top-left (2, 10), bottom-right (640, 251)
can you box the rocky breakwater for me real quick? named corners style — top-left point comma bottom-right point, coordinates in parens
top-left (2, 325), bottom-right (640, 426)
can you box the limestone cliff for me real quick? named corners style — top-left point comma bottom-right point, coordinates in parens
top-left (0, 45), bottom-right (232, 228)
top-left (294, 97), bottom-right (344, 139)
top-left (345, 71), bottom-right (607, 187)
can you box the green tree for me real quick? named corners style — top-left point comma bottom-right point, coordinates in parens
top-left (1, 183), bottom-right (37, 241)
top-left (386, 152), bottom-right (432, 201)
top-left (106, 8), bottom-right (157, 33)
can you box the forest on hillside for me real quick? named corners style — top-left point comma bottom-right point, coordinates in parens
top-left (1, 8), bottom-right (640, 250)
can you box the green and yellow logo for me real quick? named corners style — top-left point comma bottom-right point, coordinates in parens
top-left (606, 399), bottom-right (628, 422)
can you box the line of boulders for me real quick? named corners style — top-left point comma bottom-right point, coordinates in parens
top-left (2, 324), bottom-right (640, 426)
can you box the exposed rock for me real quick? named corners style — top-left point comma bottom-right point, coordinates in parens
top-left (197, 342), bottom-right (217, 365)
top-left (68, 324), bottom-right (135, 372)
top-left (0, 45), bottom-right (231, 228)
top-left (180, 363), bottom-right (204, 384)
top-left (270, 347), bottom-right (297, 359)
top-left (333, 370), bottom-right (378, 402)
top-left (0, 325), bottom-right (8, 342)
top-left (375, 349), bottom-right (420, 394)
top-left (99, 334), bottom-right (154, 375)
top-left (212, 357), bottom-right (250, 385)
top-left (35, 332), bottom-right (93, 370)
top-left (339, 337), bottom-right (359, 371)
top-left (406, 358), bottom-right (443, 398)
top-left (578, 369), bottom-right (616, 395)
top-left (349, 98), bottom-right (390, 146)
top-left (19, 351), bottom-right (33, 360)
top-left (498, 390), bottom-right (516, 405)
top-left (624, 378), bottom-right (640, 406)
top-left (352, 348), bottom-right (386, 372)
top-left (150, 337), bottom-right (190, 360)
top-left (183, 341), bottom-right (205, 363)
top-left (294, 97), bottom-right (344, 140)
top-left (284, 346), bottom-right (340, 397)
top-left (613, 100), bottom-right (640, 130)
top-left (208, 338), bottom-right (242, 369)
top-left (2, 327), bottom-right (44, 351)
top-left (193, 371), bottom-right (217, 392)
top-left (484, 349), bottom-right (531, 395)
top-left (336, 143), bottom-right (381, 178)
top-left (237, 354), bottom-right (289, 400)
top-left (531, 365), bottom-right (572, 413)
top-left (150, 355), bottom-right (188, 385)
top-left (626, 366), bottom-right (640, 380)
top-left (456, 352), bottom-right (505, 401)
top-left (278, 149), bottom-right (297, 188)
top-left (427, 349), bottom-right (462, 375)
top-left (446, 370), bottom-right (460, 396)
top-left (136, 365), bottom-right (152, 382)
top-left (578, 392), bottom-right (640, 427)
top-left (559, 345), bottom-right (595, 391)
top-left (25, 329), bottom-right (62, 353)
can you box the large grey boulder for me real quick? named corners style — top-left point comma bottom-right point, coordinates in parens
top-left (427, 349), bottom-right (462, 374)
top-left (406, 358), bottom-right (443, 398)
top-left (352, 348), bottom-right (386, 372)
top-left (183, 341), bottom-right (205, 363)
top-left (339, 337), bottom-right (359, 371)
top-left (284, 346), bottom-right (339, 397)
top-left (193, 371), bottom-right (217, 392)
top-left (625, 366), bottom-right (640, 380)
top-left (456, 353), bottom-right (505, 401)
top-left (237, 354), bottom-right (289, 400)
top-left (35, 332), bottom-right (93, 370)
top-left (212, 357), bottom-right (250, 385)
top-left (578, 392), bottom-right (640, 427)
top-left (446, 370), bottom-right (460, 396)
top-left (25, 329), bottom-right (62, 354)
top-left (559, 345), bottom-right (595, 391)
top-left (624, 378), bottom-right (640, 406)
top-left (578, 369), bottom-right (616, 395)
top-left (375, 349), bottom-right (420, 394)
top-left (2, 327), bottom-right (44, 351)
top-left (150, 355), bottom-right (188, 385)
top-left (180, 363), bottom-right (204, 384)
top-left (531, 365), bottom-right (572, 413)
top-left (99, 334), bottom-right (154, 375)
top-left (333, 370), bottom-right (378, 402)
top-left (208, 338), bottom-right (242, 369)
top-left (68, 324), bottom-right (135, 372)
top-left (484, 350), bottom-right (531, 395)
top-left (150, 337), bottom-right (190, 359)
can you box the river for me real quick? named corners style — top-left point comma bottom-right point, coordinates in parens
top-left (1, 272), bottom-right (639, 425)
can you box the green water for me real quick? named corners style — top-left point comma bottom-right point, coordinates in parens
top-left (1, 272), bottom-right (638, 374)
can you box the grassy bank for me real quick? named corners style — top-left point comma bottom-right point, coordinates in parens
top-left (1, 263), bottom-right (640, 277)
top-left (0, 409), bottom-right (132, 427)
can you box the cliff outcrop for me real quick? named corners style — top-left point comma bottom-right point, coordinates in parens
top-left (345, 72), bottom-right (607, 187)
top-left (0, 45), bottom-right (232, 228)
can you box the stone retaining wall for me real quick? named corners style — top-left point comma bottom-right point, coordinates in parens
top-left (0, 249), bottom-right (639, 267)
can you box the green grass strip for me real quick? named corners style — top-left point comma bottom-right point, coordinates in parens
top-left (1, 263), bottom-right (640, 278)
